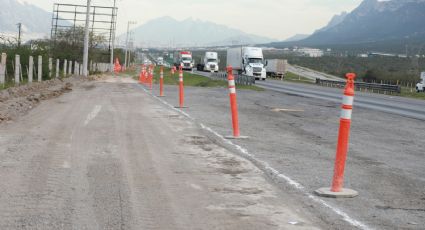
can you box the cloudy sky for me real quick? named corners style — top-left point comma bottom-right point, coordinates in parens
top-left (29, 0), bottom-right (363, 40)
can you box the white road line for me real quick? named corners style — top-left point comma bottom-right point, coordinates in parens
top-left (136, 84), bottom-right (373, 230)
top-left (84, 105), bottom-right (102, 126)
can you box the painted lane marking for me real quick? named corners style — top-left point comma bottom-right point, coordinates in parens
top-left (84, 105), bottom-right (102, 126)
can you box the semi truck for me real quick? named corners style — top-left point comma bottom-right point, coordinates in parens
top-left (157, 57), bottom-right (164, 66)
top-left (196, 52), bottom-right (219, 72)
top-left (227, 47), bottom-right (267, 81)
top-left (265, 59), bottom-right (288, 79)
top-left (416, 72), bottom-right (425, 92)
top-left (174, 51), bottom-right (194, 71)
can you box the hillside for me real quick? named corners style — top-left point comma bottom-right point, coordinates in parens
top-left (267, 0), bottom-right (425, 54)
top-left (123, 17), bottom-right (276, 48)
top-left (0, 0), bottom-right (52, 39)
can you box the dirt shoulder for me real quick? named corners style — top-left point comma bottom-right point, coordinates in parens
top-left (0, 75), bottom-right (105, 123)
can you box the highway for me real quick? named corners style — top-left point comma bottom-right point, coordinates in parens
top-left (194, 70), bottom-right (425, 120)
top-left (158, 73), bottom-right (425, 229)
top-left (287, 65), bottom-right (342, 81)
top-left (257, 80), bottom-right (425, 120)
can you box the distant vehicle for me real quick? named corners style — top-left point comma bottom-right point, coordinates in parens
top-left (227, 47), bottom-right (267, 81)
top-left (265, 59), bottom-right (288, 79)
top-left (197, 52), bottom-right (219, 72)
top-left (416, 72), bottom-right (425, 92)
top-left (174, 51), bottom-right (194, 70)
top-left (157, 57), bottom-right (164, 66)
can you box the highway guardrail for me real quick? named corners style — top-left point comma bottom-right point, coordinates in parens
top-left (211, 72), bottom-right (256, 86)
top-left (316, 78), bottom-right (401, 94)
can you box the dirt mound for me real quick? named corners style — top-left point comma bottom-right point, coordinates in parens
top-left (0, 77), bottom-right (80, 123)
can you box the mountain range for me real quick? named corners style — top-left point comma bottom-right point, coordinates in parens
top-left (272, 0), bottom-right (425, 48)
top-left (121, 16), bottom-right (276, 47)
top-left (0, 0), bottom-right (52, 39)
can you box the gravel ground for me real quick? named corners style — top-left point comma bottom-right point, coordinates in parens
top-left (0, 75), bottom-right (107, 123)
top-left (150, 82), bottom-right (425, 230)
top-left (0, 76), bottom-right (328, 229)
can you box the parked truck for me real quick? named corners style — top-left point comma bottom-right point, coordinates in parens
top-left (174, 51), bottom-right (194, 71)
top-left (416, 72), bottom-right (425, 92)
top-left (265, 59), bottom-right (288, 79)
top-left (227, 47), bottom-right (267, 80)
top-left (197, 52), bottom-right (219, 72)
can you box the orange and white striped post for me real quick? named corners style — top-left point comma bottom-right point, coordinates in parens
top-left (143, 65), bottom-right (147, 85)
top-left (225, 66), bottom-right (248, 139)
top-left (149, 65), bottom-right (153, 90)
top-left (159, 66), bottom-right (165, 97)
top-left (139, 64), bottom-right (145, 84)
top-left (177, 66), bottom-right (186, 108)
top-left (315, 73), bottom-right (358, 198)
top-left (171, 66), bottom-right (176, 75)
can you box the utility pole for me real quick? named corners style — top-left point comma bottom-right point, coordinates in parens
top-left (17, 23), bottom-right (22, 48)
top-left (125, 21), bottom-right (137, 69)
top-left (82, 0), bottom-right (91, 77)
top-left (110, 0), bottom-right (117, 74)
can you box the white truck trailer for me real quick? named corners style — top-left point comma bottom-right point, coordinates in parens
top-left (416, 72), bottom-right (425, 92)
top-left (197, 52), bottom-right (219, 72)
top-left (265, 59), bottom-right (288, 79)
top-left (227, 47), bottom-right (267, 81)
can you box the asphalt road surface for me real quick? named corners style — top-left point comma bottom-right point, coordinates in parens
top-left (0, 76), bottom-right (326, 230)
top-left (287, 65), bottom-right (342, 81)
top-left (194, 70), bottom-right (425, 121)
top-left (257, 80), bottom-right (425, 121)
top-left (156, 73), bottom-right (425, 230)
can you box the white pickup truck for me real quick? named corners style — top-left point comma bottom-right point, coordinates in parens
top-left (416, 72), bottom-right (425, 92)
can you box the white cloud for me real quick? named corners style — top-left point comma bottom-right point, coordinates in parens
top-left (27, 0), bottom-right (363, 40)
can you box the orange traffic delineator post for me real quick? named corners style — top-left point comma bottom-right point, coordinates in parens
top-left (149, 65), bottom-right (153, 90)
top-left (143, 65), bottom-right (147, 85)
top-left (159, 66), bottom-right (165, 97)
top-left (175, 66), bottom-right (187, 108)
top-left (171, 66), bottom-right (176, 75)
top-left (225, 66), bottom-right (248, 139)
top-left (315, 73), bottom-right (358, 198)
top-left (139, 65), bottom-right (145, 84)
top-left (114, 58), bottom-right (121, 74)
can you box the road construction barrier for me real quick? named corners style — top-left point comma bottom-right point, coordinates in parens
top-left (149, 65), bottom-right (153, 90)
top-left (160, 66), bottom-right (164, 97)
top-left (178, 66), bottom-right (185, 108)
top-left (226, 66), bottom-right (243, 139)
top-left (211, 72), bottom-right (255, 86)
top-left (139, 64), bottom-right (144, 84)
top-left (114, 58), bottom-right (121, 73)
top-left (315, 73), bottom-right (358, 198)
top-left (316, 78), bottom-right (401, 94)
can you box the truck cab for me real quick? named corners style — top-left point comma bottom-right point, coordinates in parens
top-left (416, 72), bottom-right (425, 92)
top-left (242, 47), bottom-right (267, 80)
top-left (157, 57), bottom-right (164, 66)
top-left (197, 52), bottom-right (219, 72)
top-left (175, 51), bottom-right (194, 71)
